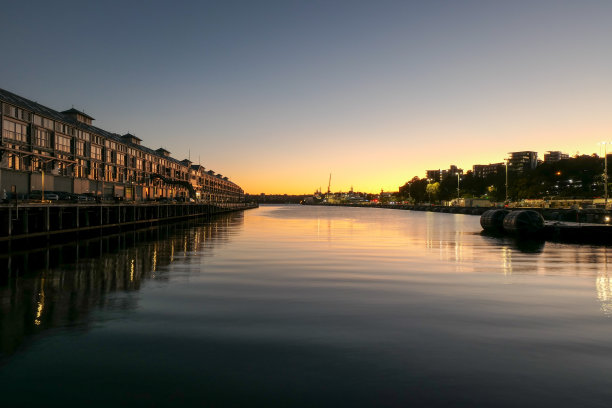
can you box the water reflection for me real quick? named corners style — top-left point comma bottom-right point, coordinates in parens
top-left (3, 206), bottom-right (612, 407)
top-left (0, 212), bottom-right (244, 357)
top-left (596, 270), bottom-right (612, 316)
top-left (259, 206), bottom-right (612, 316)
top-left (501, 246), bottom-right (512, 277)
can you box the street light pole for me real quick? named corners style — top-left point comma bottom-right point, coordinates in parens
top-left (457, 173), bottom-right (460, 199)
top-left (599, 142), bottom-right (610, 208)
top-left (605, 143), bottom-right (609, 208)
top-left (505, 159), bottom-right (509, 202)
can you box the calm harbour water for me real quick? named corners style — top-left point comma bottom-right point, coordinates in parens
top-left (2, 204), bottom-right (612, 407)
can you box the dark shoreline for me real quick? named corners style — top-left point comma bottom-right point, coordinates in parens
top-left (316, 203), bottom-right (612, 245)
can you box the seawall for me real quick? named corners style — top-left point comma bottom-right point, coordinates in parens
top-left (0, 202), bottom-right (258, 242)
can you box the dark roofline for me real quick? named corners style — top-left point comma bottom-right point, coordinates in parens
top-left (122, 132), bottom-right (142, 141)
top-left (62, 107), bottom-right (95, 120)
top-left (0, 88), bottom-right (203, 168)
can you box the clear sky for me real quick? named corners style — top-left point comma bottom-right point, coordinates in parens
top-left (1, 0), bottom-right (611, 194)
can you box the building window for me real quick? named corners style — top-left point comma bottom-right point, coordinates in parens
top-left (31, 157), bottom-right (43, 171)
top-left (75, 159), bottom-right (87, 178)
top-left (91, 162), bottom-right (102, 180)
top-left (55, 135), bottom-right (72, 153)
top-left (75, 140), bottom-right (85, 156)
top-left (91, 135), bottom-right (102, 145)
top-left (55, 122), bottom-right (72, 135)
top-left (33, 115), bottom-right (53, 129)
top-left (91, 145), bottom-right (102, 160)
top-left (7, 153), bottom-right (21, 170)
top-left (3, 120), bottom-right (27, 142)
top-left (3, 105), bottom-right (31, 122)
top-left (77, 130), bottom-right (90, 141)
top-left (35, 128), bottom-right (50, 148)
top-left (106, 165), bottom-right (116, 181)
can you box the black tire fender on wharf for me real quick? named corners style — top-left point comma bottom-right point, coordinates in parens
top-left (480, 209), bottom-right (510, 232)
top-left (502, 210), bottom-right (545, 236)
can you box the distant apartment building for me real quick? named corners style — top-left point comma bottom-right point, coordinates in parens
top-left (425, 165), bottom-right (462, 181)
top-left (0, 88), bottom-right (243, 201)
top-left (544, 151), bottom-right (569, 162)
top-left (444, 165), bottom-right (462, 177)
top-left (426, 169), bottom-right (441, 181)
top-left (472, 163), bottom-right (504, 178)
top-left (507, 151), bottom-right (538, 173)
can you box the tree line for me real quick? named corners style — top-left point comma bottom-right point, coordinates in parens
top-left (398, 154), bottom-right (607, 203)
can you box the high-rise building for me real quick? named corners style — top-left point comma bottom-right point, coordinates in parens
top-left (426, 169), bottom-right (441, 181)
top-left (472, 163), bottom-right (504, 178)
top-left (508, 151), bottom-right (538, 173)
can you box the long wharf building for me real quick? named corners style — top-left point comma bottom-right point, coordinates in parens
top-left (0, 88), bottom-right (243, 202)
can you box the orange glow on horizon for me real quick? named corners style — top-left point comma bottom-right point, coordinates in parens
top-left (195, 108), bottom-right (612, 195)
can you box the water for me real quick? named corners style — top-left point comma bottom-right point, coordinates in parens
top-left (2, 205), bottom-right (612, 407)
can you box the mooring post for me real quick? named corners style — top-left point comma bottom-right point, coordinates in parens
top-left (8, 208), bottom-right (12, 236)
top-left (45, 206), bottom-right (50, 232)
top-left (23, 209), bottom-right (29, 234)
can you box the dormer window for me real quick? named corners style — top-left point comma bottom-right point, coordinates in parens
top-left (61, 108), bottom-right (94, 125)
top-left (121, 133), bottom-right (142, 145)
top-left (156, 148), bottom-right (171, 157)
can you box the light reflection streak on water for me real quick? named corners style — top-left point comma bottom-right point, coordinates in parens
top-left (502, 246), bottom-right (512, 278)
top-left (34, 277), bottom-right (45, 326)
top-left (596, 248), bottom-right (612, 316)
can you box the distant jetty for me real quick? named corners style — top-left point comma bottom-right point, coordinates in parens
top-left (321, 202), bottom-right (612, 244)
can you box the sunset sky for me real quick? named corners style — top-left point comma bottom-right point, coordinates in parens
top-left (2, 0), bottom-right (611, 194)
